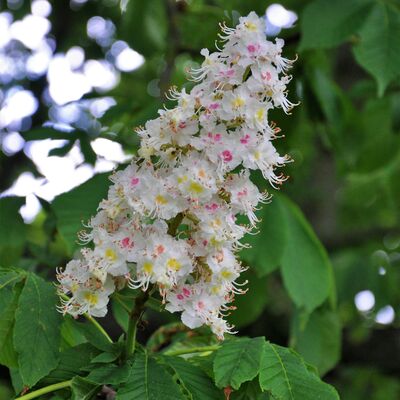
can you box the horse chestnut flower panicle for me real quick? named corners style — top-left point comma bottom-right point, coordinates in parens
top-left (56, 12), bottom-right (297, 339)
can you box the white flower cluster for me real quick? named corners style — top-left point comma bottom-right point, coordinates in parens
top-left (57, 12), bottom-right (296, 339)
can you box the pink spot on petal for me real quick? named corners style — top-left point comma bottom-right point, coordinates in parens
top-left (261, 72), bottom-right (272, 81)
top-left (121, 237), bottom-right (133, 248)
top-left (240, 134), bottom-right (250, 144)
top-left (131, 177), bottom-right (139, 186)
top-left (205, 203), bottom-right (218, 211)
top-left (177, 294), bottom-right (184, 300)
top-left (247, 44), bottom-right (256, 53)
top-left (182, 288), bottom-right (191, 297)
top-left (221, 150), bottom-right (233, 162)
top-left (209, 103), bottom-right (220, 110)
top-left (156, 245), bottom-right (165, 254)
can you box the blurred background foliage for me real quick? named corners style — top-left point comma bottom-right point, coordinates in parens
top-left (0, 0), bottom-right (399, 398)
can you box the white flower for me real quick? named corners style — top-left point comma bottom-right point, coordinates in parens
top-left (57, 12), bottom-right (297, 340)
top-left (224, 170), bottom-right (270, 226)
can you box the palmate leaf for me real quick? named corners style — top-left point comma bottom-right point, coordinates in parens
top-left (0, 197), bottom-right (26, 266)
top-left (70, 376), bottom-right (101, 400)
top-left (228, 269), bottom-right (268, 328)
top-left (87, 363), bottom-right (131, 386)
top-left (213, 337), bottom-right (265, 390)
top-left (165, 356), bottom-right (223, 400)
top-left (290, 308), bottom-right (341, 376)
top-left (259, 342), bottom-right (339, 400)
top-left (0, 270), bottom-right (24, 368)
top-left (52, 173), bottom-right (110, 255)
top-left (231, 379), bottom-right (270, 400)
top-left (0, 287), bottom-right (20, 368)
top-left (353, 2), bottom-right (400, 96)
top-left (241, 193), bottom-right (334, 315)
top-left (279, 196), bottom-right (333, 313)
top-left (240, 197), bottom-right (287, 277)
top-left (13, 273), bottom-right (62, 387)
top-left (299, 0), bottom-right (374, 50)
top-left (42, 343), bottom-right (100, 385)
top-left (117, 351), bottom-right (185, 400)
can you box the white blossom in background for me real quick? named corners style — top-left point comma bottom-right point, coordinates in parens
top-left (57, 12), bottom-right (297, 339)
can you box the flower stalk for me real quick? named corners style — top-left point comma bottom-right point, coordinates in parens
top-left (15, 380), bottom-right (72, 400)
top-left (163, 344), bottom-right (220, 357)
top-left (123, 289), bottom-right (151, 361)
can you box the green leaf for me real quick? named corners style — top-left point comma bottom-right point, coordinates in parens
top-left (0, 278), bottom-right (23, 368)
top-left (213, 337), bottom-right (265, 390)
top-left (290, 308), bottom-right (341, 376)
top-left (0, 197), bottom-right (26, 266)
top-left (353, 3), bottom-right (400, 96)
top-left (177, 8), bottom-right (223, 52)
top-left (21, 126), bottom-right (80, 141)
top-left (117, 352), bottom-right (185, 400)
top-left (52, 173), bottom-right (110, 254)
top-left (90, 350), bottom-right (120, 364)
top-left (166, 356), bottom-right (223, 400)
top-left (228, 269), bottom-right (268, 328)
top-left (120, 0), bottom-right (167, 58)
top-left (240, 197), bottom-right (287, 276)
top-left (60, 315), bottom-right (87, 350)
top-left (48, 141), bottom-right (75, 157)
top-left (259, 342), bottom-right (339, 400)
top-left (188, 353), bottom-right (216, 380)
top-left (231, 378), bottom-right (270, 400)
top-left (43, 343), bottom-right (100, 384)
top-left (70, 376), bottom-right (101, 400)
top-left (79, 138), bottom-right (97, 165)
top-left (9, 367), bottom-right (24, 395)
top-left (74, 319), bottom-right (113, 352)
top-left (300, 0), bottom-right (374, 50)
top-left (279, 196), bottom-right (332, 313)
top-left (14, 273), bottom-right (62, 387)
top-left (112, 296), bottom-right (129, 332)
top-left (0, 268), bottom-right (25, 289)
top-left (87, 363), bottom-right (131, 385)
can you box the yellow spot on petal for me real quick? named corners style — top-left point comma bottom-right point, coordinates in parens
top-left (198, 169), bottom-right (206, 179)
top-left (143, 261), bottom-right (153, 274)
top-left (155, 195), bottom-right (168, 205)
top-left (221, 269), bottom-right (233, 279)
top-left (105, 248), bottom-right (117, 262)
top-left (167, 258), bottom-right (181, 271)
top-left (177, 175), bottom-right (188, 184)
top-left (188, 181), bottom-right (204, 194)
top-left (71, 283), bottom-right (79, 293)
top-left (256, 108), bottom-right (264, 122)
top-left (211, 285), bottom-right (221, 294)
top-left (245, 22), bottom-right (257, 31)
top-left (232, 97), bottom-right (245, 109)
top-left (210, 237), bottom-right (220, 247)
top-left (84, 292), bottom-right (98, 306)
top-left (212, 218), bottom-right (222, 228)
